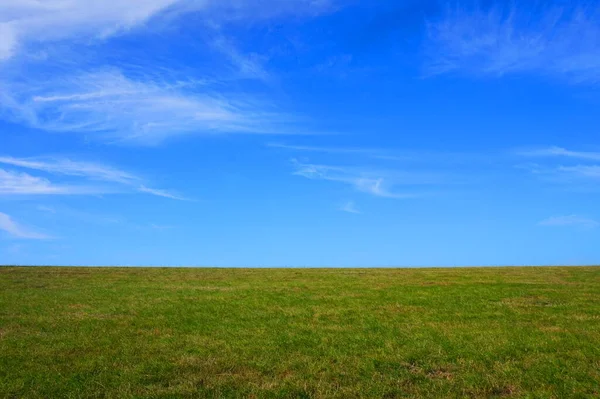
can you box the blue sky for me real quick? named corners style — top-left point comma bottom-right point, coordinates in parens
top-left (1, 0), bottom-right (600, 266)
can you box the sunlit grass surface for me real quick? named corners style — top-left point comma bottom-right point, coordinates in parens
top-left (1, 266), bottom-right (599, 398)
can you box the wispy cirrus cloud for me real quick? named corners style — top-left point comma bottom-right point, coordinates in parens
top-left (558, 165), bottom-right (600, 179)
top-left (517, 147), bottom-right (600, 161)
top-left (292, 159), bottom-right (427, 199)
top-left (0, 0), bottom-right (185, 61)
top-left (516, 146), bottom-right (600, 185)
top-left (1, 70), bottom-right (302, 144)
top-left (211, 36), bottom-right (271, 82)
top-left (539, 215), bottom-right (599, 229)
top-left (0, 0), bottom-right (343, 144)
top-left (0, 156), bottom-right (184, 199)
top-left (0, 0), bottom-right (340, 61)
top-left (516, 163), bottom-right (600, 190)
top-left (268, 142), bottom-right (384, 156)
top-left (269, 142), bottom-right (499, 164)
top-left (0, 212), bottom-right (51, 239)
top-left (0, 169), bottom-right (101, 195)
top-left (0, 156), bottom-right (138, 184)
top-left (425, 2), bottom-right (600, 84)
top-left (339, 200), bottom-right (360, 214)
top-left (138, 186), bottom-right (189, 201)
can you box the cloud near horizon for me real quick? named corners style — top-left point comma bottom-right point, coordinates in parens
top-left (0, 212), bottom-right (51, 239)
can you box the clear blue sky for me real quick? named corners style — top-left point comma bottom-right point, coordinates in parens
top-left (1, 0), bottom-right (600, 266)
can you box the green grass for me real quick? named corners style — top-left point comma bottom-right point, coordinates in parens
top-left (1, 266), bottom-right (599, 398)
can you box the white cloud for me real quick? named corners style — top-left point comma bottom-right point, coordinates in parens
top-left (0, 156), bottom-right (183, 199)
top-left (138, 186), bottom-right (188, 201)
top-left (426, 3), bottom-right (600, 84)
top-left (0, 0), bottom-right (186, 60)
top-left (558, 165), bottom-right (600, 179)
top-left (0, 0), bottom-right (338, 144)
top-left (539, 215), bottom-right (599, 229)
top-left (0, 168), bottom-right (99, 195)
top-left (0, 0), bottom-right (339, 61)
top-left (268, 142), bottom-right (383, 156)
top-left (516, 163), bottom-right (600, 187)
top-left (517, 147), bottom-right (600, 161)
top-left (292, 160), bottom-right (421, 199)
top-left (0, 156), bottom-right (138, 184)
top-left (516, 147), bottom-right (600, 187)
top-left (0, 212), bottom-right (50, 239)
top-left (0, 23), bottom-right (17, 60)
top-left (211, 36), bottom-right (270, 81)
top-left (268, 143), bottom-right (493, 165)
top-left (1, 70), bottom-right (299, 143)
top-left (339, 200), bottom-right (360, 214)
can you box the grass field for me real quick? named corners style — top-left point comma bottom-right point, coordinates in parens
top-left (1, 266), bottom-right (599, 398)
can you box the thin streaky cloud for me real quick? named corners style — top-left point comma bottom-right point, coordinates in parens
top-left (0, 155), bottom-right (185, 200)
top-left (0, 0), bottom-right (339, 61)
top-left (211, 36), bottom-right (271, 81)
top-left (425, 3), bottom-right (600, 84)
top-left (36, 205), bottom-right (57, 214)
top-left (0, 156), bottom-right (138, 184)
top-left (0, 212), bottom-right (51, 239)
top-left (339, 201), bottom-right (360, 214)
top-left (0, 23), bottom-right (16, 60)
top-left (292, 159), bottom-right (421, 199)
top-left (517, 147), bottom-right (600, 161)
top-left (0, 0), bottom-right (185, 61)
top-left (0, 168), bottom-right (106, 196)
top-left (138, 186), bottom-right (189, 201)
top-left (269, 143), bottom-right (497, 164)
top-left (268, 142), bottom-right (382, 155)
top-left (0, 2), bottom-right (336, 146)
top-left (539, 215), bottom-right (599, 229)
top-left (516, 162), bottom-right (600, 193)
top-left (558, 165), bottom-right (600, 179)
top-left (1, 70), bottom-right (303, 144)
top-left (268, 143), bottom-right (416, 161)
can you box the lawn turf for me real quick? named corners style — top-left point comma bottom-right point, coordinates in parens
top-left (1, 266), bottom-right (599, 398)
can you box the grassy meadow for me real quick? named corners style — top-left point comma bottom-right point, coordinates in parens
top-left (1, 266), bottom-right (599, 398)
